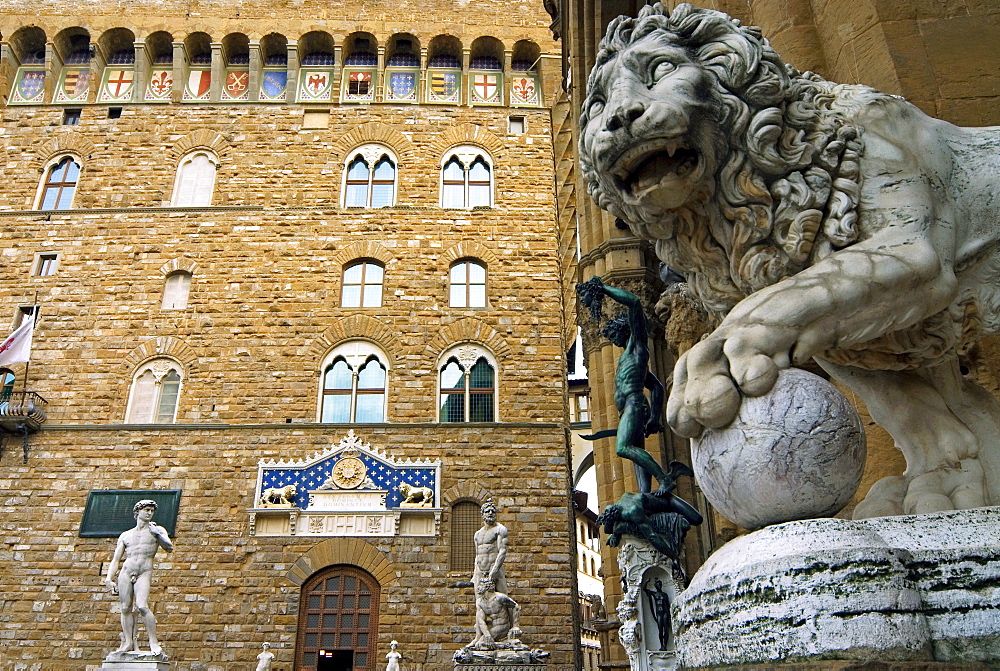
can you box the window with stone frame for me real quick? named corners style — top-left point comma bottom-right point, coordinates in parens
top-left (438, 344), bottom-right (496, 422)
top-left (341, 260), bottom-right (384, 308)
top-left (126, 358), bottom-right (183, 423)
top-left (170, 150), bottom-right (218, 207)
top-left (319, 341), bottom-right (388, 423)
top-left (449, 259), bottom-right (487, 308)
top-left (342, 145), bottom-right (396, 208)
top-left (35, 252), bottom-right (59, 276)
top-left (449, 500), bottom-right (481, 572)
top-left (440, 146), bottom-right (493, 208)
top-left (0, 368), bottom-right (15, 404)
top-left (161, 270), bottom-right (192, 310)
top-left (38, 155), bottom-right (81, 210)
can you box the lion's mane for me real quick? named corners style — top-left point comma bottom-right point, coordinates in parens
top-left (581, 3), bottom-right (874, 318)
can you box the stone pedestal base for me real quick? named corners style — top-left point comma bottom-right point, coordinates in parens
top-left (101, 650), bottom-right (169, 670)
top-left (614, 535), bottom-right (684, 671)
top-left (453, 640), bottom-right (548, 667)
top-left (675, 508), bottom-right (1000, 668)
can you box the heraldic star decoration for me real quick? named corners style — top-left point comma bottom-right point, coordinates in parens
top-left (255, 429), bottom-right (442, 511)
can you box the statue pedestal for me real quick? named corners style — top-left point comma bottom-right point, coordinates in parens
top-left (674, 508), bottom-right (1000, 668)
top-left (101, 650), bottom-right (169, 670)
top-left (614, 535), bottom-right (684, 671)
top-left (453, 640), bottom-right (548, 668)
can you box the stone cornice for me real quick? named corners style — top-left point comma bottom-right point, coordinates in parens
top-left (43, 421), bottom-right (562, 431)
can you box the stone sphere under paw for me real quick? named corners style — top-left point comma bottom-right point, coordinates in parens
top-left (691, 368), bottom-right (866, 530)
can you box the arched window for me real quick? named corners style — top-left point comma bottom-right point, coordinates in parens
top-left (319, 341), bottom-right (388, 423)
top-left (341, 261), bottom-right (384, 308)
top-left (38, 156), bottom-right (80, 210)
top-left (126, 359), bottom-right (183, 423)
top-left (161, 271), bottom-right (192, 310)
top-left (343, 145), bottom-right (396, 208)
top-left (296, 565), bottom-right (380, 670)
top-left (449, 259), bottom-right (487, 308)
top-left (0, 369), bottom-right (15, 402)
top-left (171, 151), bottom-right (218, 206)
top-left (450, 500), bottom-right (481, 572)
top-left (440, 146), bottom-right (493, 208)
top-left (439, 344), bottom-right (496, 422)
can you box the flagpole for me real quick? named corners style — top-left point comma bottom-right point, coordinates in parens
top-left (22, 298), bottom-right (37, 393)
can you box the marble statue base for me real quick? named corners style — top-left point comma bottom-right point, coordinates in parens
top-left (615, 535), bottom-right (683, 671)
top-left (454, 640), bottom-right (548, 668)
top-left (675, 508), bottom-right (1000, 668)
top-left (101, 650), bottom-right (170, 670)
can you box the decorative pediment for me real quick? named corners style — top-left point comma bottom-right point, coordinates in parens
top-left (250, 431), bottom-right (442, 538)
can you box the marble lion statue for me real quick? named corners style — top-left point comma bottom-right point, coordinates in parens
top-left (259, 484), bottom-right (296, 507)
top-left (579, 2), bottom-right (1000, 518)
top-left (398, 482), bottom-right (434, 506)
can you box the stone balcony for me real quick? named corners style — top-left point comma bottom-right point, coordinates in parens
top-left (0, 391), bottom-right (48, 460)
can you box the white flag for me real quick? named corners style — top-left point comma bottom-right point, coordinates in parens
top-left (0, 312), bottom-right (35, 366)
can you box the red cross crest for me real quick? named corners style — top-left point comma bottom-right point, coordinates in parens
top-left (474, 74), bottom-right (497, 101)
top-left (105, 70), bottom-right (134, 97)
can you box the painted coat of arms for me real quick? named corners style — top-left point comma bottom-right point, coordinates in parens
top-left (100, 69), bottom-right (134, 101)
top-left (472, 73), bottom-right (501, 104)
top-left (511, 75), bottom-right (539, 105)
top-left (11, 70), bottom-right (45, 103)
top-left (55, 69), bottom-right (90, 102)
top-left (299, 70), bottom-right (332, 101)
top-left (184, 69), bottom-right (211, 100)
top-left (387, 71), bottom-right (416, 101)
top-left (429, 71), bottom-right (459, 102)
top-left (345, 70), bottom-right (373, 99)
top-left (261, 71), bottom-right (287, 100)
top-left (146, 70), bottom-right (173, 100)
top-left (223, 70), bottom-right (249, 100)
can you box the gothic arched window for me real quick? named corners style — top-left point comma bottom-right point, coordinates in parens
top-left (343, 145), bottom-right (397, 208)
top-left (171, 151), bottom-right (218, 206)
top-left (438, 344), bottom-right (496, 422)
top-left (126, 359), bottom-right (183, 423)
top-left (319, 341), bottom-right (388, 423)
top-left (440, 146), bottom-right (493, 208)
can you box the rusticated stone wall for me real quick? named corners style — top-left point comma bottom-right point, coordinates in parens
top-left (0, 426), bottom-right (576, 670)
top-left (0, 0), bottom-right (580, 668)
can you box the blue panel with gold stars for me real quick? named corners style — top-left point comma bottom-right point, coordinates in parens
top-left (257, 430), bottom-right (440, 510)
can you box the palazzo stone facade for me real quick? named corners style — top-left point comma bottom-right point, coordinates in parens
top-left (0, 1), bottom-right (581, 669)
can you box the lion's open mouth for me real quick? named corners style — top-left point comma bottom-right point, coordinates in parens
top-left (611, 140), bottom-right (700, 199)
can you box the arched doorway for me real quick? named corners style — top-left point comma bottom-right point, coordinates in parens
top-left (296, 564), bottom-right (380, 670)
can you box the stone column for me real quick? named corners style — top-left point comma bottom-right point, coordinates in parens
top-left (332, 44), bottom-right (342, 103)
top-left (132, 40), bottom-right (148, 104)
top-left (502, 48), bottom-right (512, 106)
top-left (375, 44), bottom-right (385, 102)
top-left (0, 42), bottom-right (16, 104)
top-left (209, 42), bottom-right (223, 103)
top-left (43, 42), bottom-right (56, 104)
top-left (248, 39), bottom-right (262, 102)
top-left (462, 47), bottom-right (471, 106)
top-left (285, 41), bottom-right (298, 103)
top-left (170, 41), bottom-right (184, 103)
top-left (86, 43), bottom-right (100, 104)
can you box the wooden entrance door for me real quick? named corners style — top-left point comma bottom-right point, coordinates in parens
top-left (296, 565), bottom-right (379, 670)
